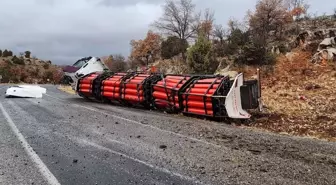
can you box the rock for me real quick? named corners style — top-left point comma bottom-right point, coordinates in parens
top-left (305, 84), bottom-right (321, 90)
top-left (317, 37), bottom-right (336, 51)
top-left (312, 48), bottom-right (336, 63)
top-left (159, 145), bottom-right (167, 149)
top-left (73, 159), bottom-right (78, 163)
top-left (215, 70), bottom-right (238, 80)
top-left (115, 121), bottom-right (119, 124)
top-left (140, 121), bottom-right (148, 125)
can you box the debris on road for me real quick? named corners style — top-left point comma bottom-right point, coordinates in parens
top-left (159, 145), bottom-right (167, 149)
top-left (5, 85), bottom-right (46, 98)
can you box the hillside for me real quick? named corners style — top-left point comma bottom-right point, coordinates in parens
top-left (0, 54), bottom-right (63, 84)
top-left (124, 0), bottom-right (336, 140)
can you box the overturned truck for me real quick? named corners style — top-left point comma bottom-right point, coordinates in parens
top-left (72, 58), bottom-right (262, 120)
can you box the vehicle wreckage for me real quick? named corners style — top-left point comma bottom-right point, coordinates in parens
top-left (67, 57), bottom-right (262, 119)
top-left (5, 85), bottom-right (47, 98)
top-left (5, 56), bottom-right (262, 119)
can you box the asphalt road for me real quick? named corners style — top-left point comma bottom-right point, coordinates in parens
top-left (0, 84), bottom-right (336, 185)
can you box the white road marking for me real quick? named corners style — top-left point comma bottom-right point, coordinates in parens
top-left (75, 137), bottom-right (206, 185)
top-left (44, 93), bottom-right (221, 148)
top-left (0, 103), bottom-right (61, 185)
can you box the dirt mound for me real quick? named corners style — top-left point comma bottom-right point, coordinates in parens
top-left (251, 51), bottom-right (336, 140)
top-left (0, 56), bottom-right (63, 84)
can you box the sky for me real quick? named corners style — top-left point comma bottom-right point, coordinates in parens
top-left (0, 0), bottom-right (335, 65)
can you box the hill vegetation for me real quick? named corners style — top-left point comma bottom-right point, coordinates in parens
top-left (0, 50), bottom-right (63, 84)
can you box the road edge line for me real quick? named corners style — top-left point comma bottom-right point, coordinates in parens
top-left (0, 102), bottom-right (61, 185)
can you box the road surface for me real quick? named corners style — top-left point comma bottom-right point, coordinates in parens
top-left (0, 84), bottom-right (335, 185)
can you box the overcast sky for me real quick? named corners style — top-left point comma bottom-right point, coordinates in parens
top-left (0, 0), bottom-right (335, 65)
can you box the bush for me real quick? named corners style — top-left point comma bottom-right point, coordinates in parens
top-left (0, 50), bottom-right (2, 57)
top-left (0, 64), bottom-right (11, 82)
top-left (24, 51), bottom-right (31, 58)
top-left (187, 34), bottom-right (219, 74)
top-left (8, 50), bottom-right (13, 57)
top-left (234, 42), bottom-right (276, 66)
top-left (2, 50), bottom-right (10, 57)
top-left (12, 56), bottom-right (25, 65)
top-left (43, 63), bottom-right (50, 69)
top-left (44, 71), bottom-right (53, 80)
top-left (161, 36), bottom-right (188, 59)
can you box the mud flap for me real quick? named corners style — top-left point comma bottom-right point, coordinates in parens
top-left (225, 73), bottom-right (251, 119)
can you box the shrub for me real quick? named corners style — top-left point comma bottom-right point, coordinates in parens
top-left (43, 63), bottom-right (50, 69)
top-left (24, 51), bottom-right (31, 58)
top-left (0, 64), bottom-right (11, 82)
top-left (2, 50), bottom-right (10, 57)
top-left (12, 56), bottom-right (25, 65)
top-left (8, 50), bottom-right (13, 57)
top-left (0, 50), bottom-right (2, 57)
top-left (234, 42), bottom-right (276, 66)
top-left (187, 34), bottom-right (219, 74)
top-left (161, 36), bottom-right (188, 59)
top-left (44, 71), bottom-right (53, 80)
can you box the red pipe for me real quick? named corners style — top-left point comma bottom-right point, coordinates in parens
top-left (79, 89), bottom-right (91, 93)
top-left (183, 101), bottom-right (212, 109)
top-left (125, 84), bottom-right (142, 89)
top-left (153, 86), bottom-right (173, 93)
top-left (106, 77), bottom-right (122, 81)
top-left (79, 84), bottom-right (91, 88)
top-left (193, 84), bottom-right (219, 89)
top-left (152, 92), bottom-right (179, 101)
top-left (80, 79), bottom-right (94, 84)
top-left (101, 86), bottom-right (120, 92)
top-left (102, 92), bottom-right (120, 98)
top-left (123, 89), bottom-right (143, 95)
top-left (123, 95), bottom-right (144, 102)
top-left (188, 88), bottom-right (216, 94)
top-left (185, 108), bottom-right (213, 115)
top-left (103, 81), bottom-right (122, 86)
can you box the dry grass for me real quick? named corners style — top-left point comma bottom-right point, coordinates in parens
top-left (58, 85), bottom-right (76, 95)
top-left (249, 51), bottom-right (336, 140)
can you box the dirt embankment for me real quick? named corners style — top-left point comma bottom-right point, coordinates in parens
top-left (0, 56), bottom-right (63, 84)
top-left (239, 51), bottom-right (336, 140)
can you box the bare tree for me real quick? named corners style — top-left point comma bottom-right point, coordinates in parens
top-left (198, 8), bottom-right (215, 39)
top-left (284, 0), bottom-right (309, 10)
top-left (213, 24), bottom-right (226, 43)
top-left (152, 0), bottom-right (201, 41)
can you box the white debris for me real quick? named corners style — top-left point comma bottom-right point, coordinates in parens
top-left (5, 85), bottom-right (47, 98)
